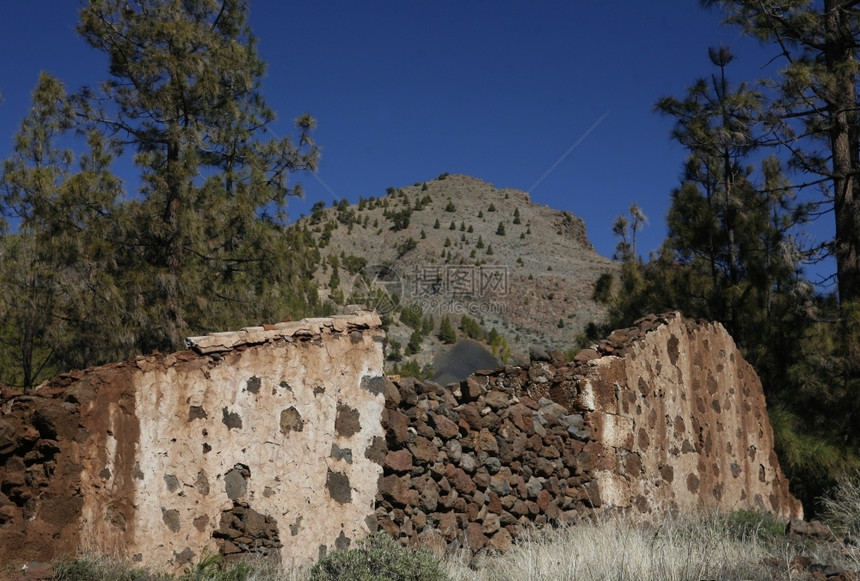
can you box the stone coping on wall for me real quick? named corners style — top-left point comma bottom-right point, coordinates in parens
top-left (184, 310), bottom-right (383, 354)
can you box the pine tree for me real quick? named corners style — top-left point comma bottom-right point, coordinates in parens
top-left (439, 315), bottom-right (456, 344)
top-left (77, 0), bottom-right (319, 352)
top-left (406, 330), bottom-right (422, 355)
top-left (0, 73), bottom-right (123, 388)
top-left (706, 0), bottom-right (860, 303)
top-left (654, 46), bottom-right (773, 331)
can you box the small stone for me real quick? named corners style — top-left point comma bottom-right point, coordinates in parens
top-left (20, 562), bottom-right (54, 581)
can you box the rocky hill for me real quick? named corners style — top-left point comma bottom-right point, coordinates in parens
top-left (294, 174), bottom-right (617, 373)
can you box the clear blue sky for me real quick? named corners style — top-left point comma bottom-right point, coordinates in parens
top-left (3, 1), bottom-right (827, 277)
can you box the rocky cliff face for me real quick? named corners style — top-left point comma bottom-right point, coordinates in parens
top-left (0, 311), bottom-right (801, 573)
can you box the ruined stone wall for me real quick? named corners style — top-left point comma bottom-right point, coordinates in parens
top-left (0, 313), bottom-right (386, 573)
top-left (0, 311), bottom-right (802, 572)
top-left (374, 313), bottom-right (802, 551)
top-left (575, 313), bottom-right (799, 517)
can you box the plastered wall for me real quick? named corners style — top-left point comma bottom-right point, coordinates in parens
top-left (0, 313), bottom-right (386, 573)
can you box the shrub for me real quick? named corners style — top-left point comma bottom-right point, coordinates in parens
top-left (52, 556), bottom-right (158, 581)
top-left (725, 509), bottom-right (786, 541)
top-left (342, 255), bottom-right (367, 275)
top-left (309, 532), bottom-right (447, 581)
top-left (390, 208), bottom-right (412, 231)
top-left (822, 471), bottom-right (860, 540)
top-left (397, 238), bottom-right (417, 257)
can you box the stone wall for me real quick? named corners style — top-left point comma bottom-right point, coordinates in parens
top-left (374, 313), bottom-right (802, 551)
top-left (0, 313), bottom-right (386, 573)
top-left (0, 311), bottom-right (802, 573)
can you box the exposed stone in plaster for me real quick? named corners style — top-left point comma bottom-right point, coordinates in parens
top-left (221, 407), bottom-right (243, 430)
top-left (335, 404), bottom-right (361, 437)
top-left (0, 312), bottom-right (385, 573)
top-left (279, 407), bottom-right (303, 434)
top-left (326, 469), bottom-right (353, 504)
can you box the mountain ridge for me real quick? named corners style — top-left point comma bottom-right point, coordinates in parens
top-left (292, 173), bottom-right (617, 372)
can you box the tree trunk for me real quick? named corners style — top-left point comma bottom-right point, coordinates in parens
top-left (825, 1), bottom-right (860, 302)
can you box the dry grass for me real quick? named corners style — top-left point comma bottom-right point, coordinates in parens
top-left (29, 506), bottom-right (860, 581)
top-left (442, 513), bottom-right (784, 581)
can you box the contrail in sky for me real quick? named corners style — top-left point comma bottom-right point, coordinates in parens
top-left (310, 170), bottom-right (340, 201)
top-left (527, 110), bottom-right (611, 194)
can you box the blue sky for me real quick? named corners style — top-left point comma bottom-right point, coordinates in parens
top-left (3, 1), bottom-right (827, 278)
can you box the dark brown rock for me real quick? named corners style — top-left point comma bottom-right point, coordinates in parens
top-left (430, 412), bottom-right (460, 440)
top-left (384, 449), bottom-right (413, 473)
top-left (408, 436), bottom-right (438, 464)
top-left (462, 376), bottom-right (487, 401)
top-left (385, 409), bottom-right (410, 446)
top-left (465, 522), bottom-right (488, 550)
top-left (458, 403), bottom-right (482, 431)
top-left (484, 390), bottom-right (509, 410)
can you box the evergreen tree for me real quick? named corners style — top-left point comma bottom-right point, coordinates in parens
top-left (592, 43), bottom-right (848, 509)
top-left (439, 315), bottom-right (456, 344)
top-left (0, 73), bottom-right (123, 388)
top-left (652, 46), bottom-right (788, 335)
top-left (705, 0), bottom-right (860, 303)
top-left (77, 0), bottom-right (319, 352)
top-left (406, 330), bottom-right (422, 355)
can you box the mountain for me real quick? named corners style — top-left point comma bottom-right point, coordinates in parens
top-left (292, 173), bottom-right (617, 374)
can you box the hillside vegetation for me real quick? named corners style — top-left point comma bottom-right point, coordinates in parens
top-left (291, 173), bottom-right (615, 375)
